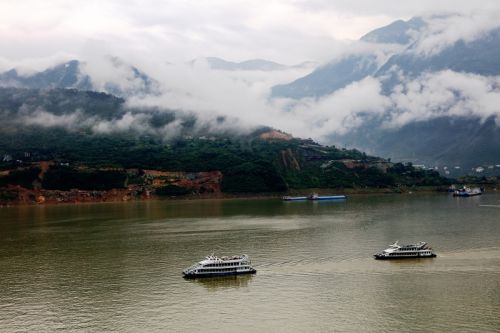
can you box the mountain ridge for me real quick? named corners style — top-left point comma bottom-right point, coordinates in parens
top-left (0, 58), bottom-right (159, 98)
top-left (270, 15), bottom-right (500, 173)
top-left (190, 57), bottom-right (316, 71)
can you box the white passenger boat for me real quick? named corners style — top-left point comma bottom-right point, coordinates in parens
top-left (453, 186), bottom-right (483, 197)
top-left (182, 254), bottom-right (256, 278)
top-left (374, 241), bottom-right (436, 260)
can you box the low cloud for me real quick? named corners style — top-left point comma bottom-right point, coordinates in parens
top-left (387, 70), bottom-right (500, 127)
top-left (92, 112), bottom-right (152, 134)
top-left (2, 8), bottom-right (500, 146)
top-left (8, 62), bottom-right (500, 146)
top-left (126, 60), bottom-right (316, 133)
top-left (276, 77), bottom-right (390, 139)
top-left (412, 12), bottom-right (500, 56)
top-left (21, 108), bottom-right (87, 128)
top-left (277, 70), bottom-right (500, 140)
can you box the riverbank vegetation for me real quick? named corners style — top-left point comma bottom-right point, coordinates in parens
top-left (0, 131), bottom-right (450, 202)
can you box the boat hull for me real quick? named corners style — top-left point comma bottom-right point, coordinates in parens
top-left (283, 195), bottom-right (347, 201)
top-left (183, 269), bottom-right (256, 279)
top-left (453, 192), bottom-right (481, 197)
top-left (374, 254), bottom-right (437, 260)
top-left (283, 196), bottom-right (307, 201)
top-left (308, 195), bottom-right (346, 201)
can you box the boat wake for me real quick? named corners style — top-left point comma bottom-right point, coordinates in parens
top-left (479, 204), bottom-right (500, 208)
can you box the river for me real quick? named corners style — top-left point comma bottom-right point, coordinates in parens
top-left (1, 193), bottom-right (499, 332)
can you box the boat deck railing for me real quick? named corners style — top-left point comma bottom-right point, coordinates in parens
top-left (206, 255), bottom-right (248, 261)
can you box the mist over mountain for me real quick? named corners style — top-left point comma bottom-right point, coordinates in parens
top-left (271, 16), bottom-right (428, 99)
top-left (189, 57), bottom-right (317, 71)
top-left (332, 116), bottom-right (500, 171)
top-left (1, 11), bottom-right (499, 175)
top-left (0, 58), bottom-right (159, 98)
top-left (271, 14), bottom-right (500, 173)
top-left (273, 15), bottom-right (500, 99)
top-left (272, 54), bottom-right (380, 99)
top-left (193, 57), bottom-right (287, 71)
top-left (376, 27), bottom-right (500, 89)
top-left (360, 17), bottom-right (426, 45)
top-left (0, 60), bottom-right (92, 91)
top-left (0, 87), bottom-right (239, 140)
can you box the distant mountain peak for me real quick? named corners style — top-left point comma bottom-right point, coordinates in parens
top-left (0, 58), bottom-right (159, 98)
top-left (0, 59), bottom-right (90, 91)
top-left (273, 16), bottom-right (500, 99)
top-left (360, 17), bottom-right (426, 45)
top-left (190, 57), bottom-right (312, 71)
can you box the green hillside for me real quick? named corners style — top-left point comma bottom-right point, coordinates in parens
top-left (0, 88), bottom-right (449, 196)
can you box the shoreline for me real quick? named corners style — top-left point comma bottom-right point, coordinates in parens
top-left (0, 185), bottom-right (458, 207)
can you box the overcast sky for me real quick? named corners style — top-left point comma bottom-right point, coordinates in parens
top-left (2, 0), bottom-right (500, 66)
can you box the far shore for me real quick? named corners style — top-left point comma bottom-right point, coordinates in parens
top-left (3, 185), bottom-right (493, 207)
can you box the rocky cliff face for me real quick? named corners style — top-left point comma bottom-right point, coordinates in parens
top-left (0, 164), bottom-right (224, 205)
top-left (143, 170), bottom-right (223, 193)
top-left (0, 184), bottom-right (151, 205)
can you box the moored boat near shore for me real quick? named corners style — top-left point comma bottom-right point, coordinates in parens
top-left (453, 186), bottom-right (483, 197)
top-left (182, 254), bottom-right (256, 278)
top-left (282, 196), bottom-right (308, 201)
top-left (307, 193), bottom-right (347, 201)
top-left (374, 241), bottom-right (436, 259)
top-left (282, 193), bottom-right (347, 201)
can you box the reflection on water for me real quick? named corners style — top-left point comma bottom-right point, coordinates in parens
top-left (0, 193), bottom-right (500, 332)
top-left (187, 274), bottom-right (255, 291)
